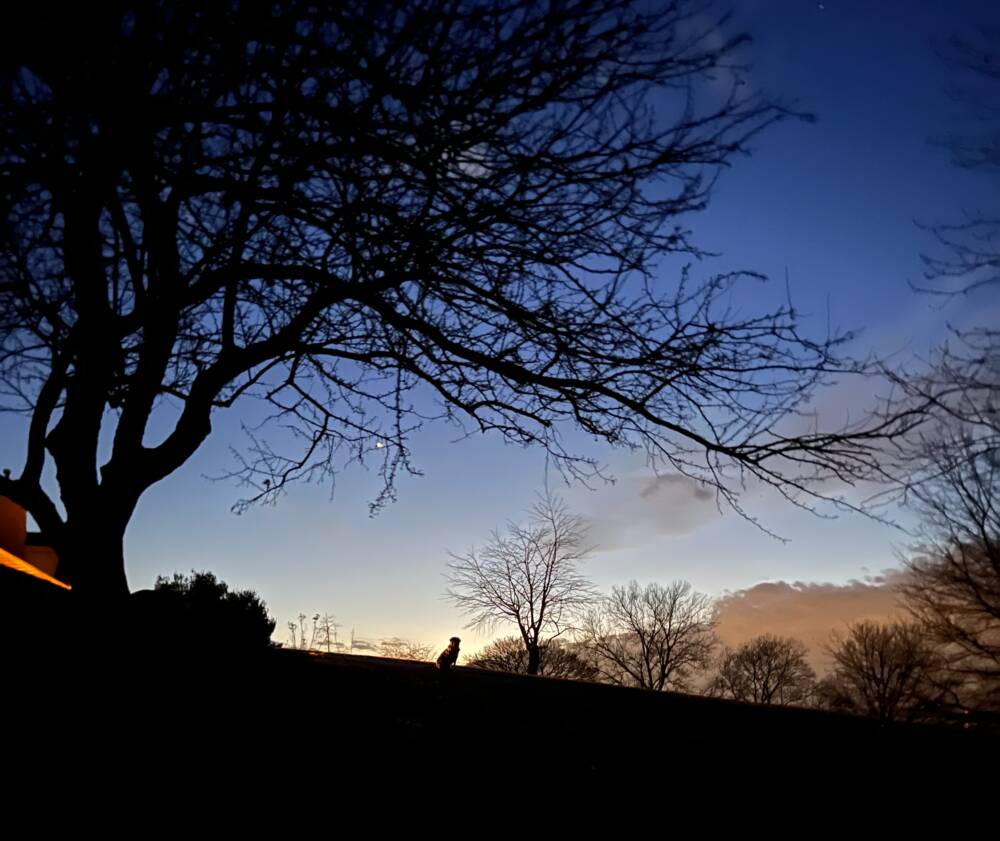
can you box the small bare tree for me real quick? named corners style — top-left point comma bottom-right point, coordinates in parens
top-left (445, 493), bottom-right (595, 675)
top-left (708, 634), bottom-right (816, 706)
top-left (580, 580), bottom-right (717, 691)
top-left (818, 621), bottom-right (953, 722)
top-left (287, 613), bottom-right (319, 651)
top-left (314, 613), bottom-right (343, 654)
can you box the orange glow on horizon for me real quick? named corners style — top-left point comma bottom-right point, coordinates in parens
top-left (0, 546), bottom-right (72, 590)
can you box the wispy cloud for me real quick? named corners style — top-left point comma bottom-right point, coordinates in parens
top-left (576, 472), bottom-right (720, 552)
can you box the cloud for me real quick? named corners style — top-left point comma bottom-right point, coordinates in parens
top-left (640, 474), bottom-right (715, 503)
top-left (713, 569), bottom-right (911, 672)
top-left (579, 472), bottom-right (720, 551)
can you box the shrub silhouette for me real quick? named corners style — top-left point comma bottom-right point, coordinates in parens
top-left (132, 571), bottom-right (276, 652)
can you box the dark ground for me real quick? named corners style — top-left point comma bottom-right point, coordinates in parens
top-left (1, 570), bottom-right (995, 806)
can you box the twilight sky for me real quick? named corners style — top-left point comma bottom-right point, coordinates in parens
top-left (1, 0), bottom-right (997, 659)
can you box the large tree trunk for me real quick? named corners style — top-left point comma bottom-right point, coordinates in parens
top-left (527, 643), bottom-right (541, 676)
top-left (56, 514), bottom-right (131, 605)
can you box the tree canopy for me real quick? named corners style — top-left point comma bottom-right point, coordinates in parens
top-left (0, 0), bottom-right (918, 599)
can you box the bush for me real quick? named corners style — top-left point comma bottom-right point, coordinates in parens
top-left (132, 570), bottom-right (276, 652)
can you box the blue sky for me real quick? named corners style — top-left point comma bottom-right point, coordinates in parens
top-left (2, 0), bottom-right (997, 653)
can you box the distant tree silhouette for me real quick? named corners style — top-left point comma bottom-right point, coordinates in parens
top-left (313, 613), bottom-right (342, 653)
top-left (469, 635), bottom-right (599, 681)
top-left (446, 493), bottom-right (595, 675)
top-left (708, 635), bottom-right (815, 705)
top-left (146, 570), bottom-right (276, 650)
top-left (817, 621), bottom-right (953, 723)
top-left (580, 580), bottom-right (716, 691)
top-left (468, 637), bottom-right (527, 673)
top-left (287, 612), bottom-right (320, 651)
top-left (379, 637), bottom-right (434, 661)
top-left (0, 0), bottom-right (924, 605)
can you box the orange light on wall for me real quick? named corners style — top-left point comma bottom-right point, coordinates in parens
top-left (0, 545), bottom-right (71, 590)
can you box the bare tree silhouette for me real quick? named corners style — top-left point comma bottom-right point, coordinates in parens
top-left (920, 29), bottom-right (1000, 299)
top-left (0, 1), bottom-right (920, 603)
top-left (708, 634), bottom-right (815, 705)
top-left (889, 30), bottom-right (1000, 715)
top-left (900, 440), bottom-right (1000, 712)
top-left (818, 621), bottom-right (953, 722)
top-left (580, 580), bottom-right (716, 691)
top-left (889, 29), bottom-right (1000, 499)
top-left (446, 493), bottom-right (595, 675)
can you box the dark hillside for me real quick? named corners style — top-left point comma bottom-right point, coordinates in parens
top-left (1, 579), bottom-right (992, 796)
